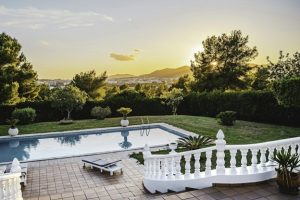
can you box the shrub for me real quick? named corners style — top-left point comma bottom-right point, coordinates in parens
top-left (178, 135), bottom-right (214, 150)
top-left (216, 111), bottom-right (237, 126)
top-left (272, 78), bottom-right (300, 108)
top-left (117, 107), bottom-right (132, 120)
top-left (91, 106), bottom-right (111, 120)
top-left (12, 107), bottom-right (36, 124)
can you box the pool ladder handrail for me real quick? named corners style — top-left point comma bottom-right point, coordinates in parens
top-left (140, 117), bottom-right (150, 136)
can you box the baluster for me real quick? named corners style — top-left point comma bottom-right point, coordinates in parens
top-left (144, 159), bottom-right (149, 177)
top-left (251, 149), bottom-right (258, 172)
top-left (260, 148), bottom-right (267, 169)
top-left (230, 149), bottom-right (237, 175)
top-left (152, 159), bottom-right (156, 178)
top-left (160, 158), bottom-right (167, 180)
top-left (167, 158), bottom-right (174, 179)
top-left (148, 159), bottom-right (153, 178)
top-left (184, 154), bottom-right (191, 178)
top-left (240, 149), bottom-right (248, 174)
top-left (0, 180), bottom-right (4, 200)
top-left (290, 144), bottom-right (296, 155)
top-left (205, 151), bottom-right (212, 176)
top-left (175, 156), bottom-right (182, 179)
top-left (194, 153), bottom-right (201, 178)
top-left (12, 177), bottom-right (17, 200)
top-left (155, 159), bottom-right (161, 179)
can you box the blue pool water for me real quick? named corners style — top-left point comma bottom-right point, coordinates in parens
top-left (0, 127), bottom-right (182, 163)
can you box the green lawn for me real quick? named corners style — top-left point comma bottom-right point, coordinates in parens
top-left (0, 115), bottom-right (299, 144)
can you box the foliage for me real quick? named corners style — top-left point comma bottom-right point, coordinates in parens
top-left (0, 32), bottom-right (39, 105)
top-left (177, 135), bottom-right (214, 150)
top-left (90, 106), bottom-right (111, 120)
top-left (272, 149), bottom-right (300, 192)
top-left (36, 84), bottom-right (51, 101)
top-left (71, 70), bottom-right (107, 100)
top-left (6, 118), bottom-right (19, 128)
top-left (180, 91), bottom-right (300, 126)
top-left (51, 85), bottom-right (88, 120)
top-left (119, 84), bottom-right (130, 91)
top-left (268, 51), bottom-right (300, 80)
top-left (170, 74), bottom-right (191, 94)
top-left (216, 111), bottom-right (237, 126)
top-left (191, 30), bottom-right (258, 91)
top-left (272, 78), bottom-right (300, 108)
top-left (12, 107), bottom-right (36, 124)
top-left (117, 107), bottom-right (132, 120)
top-left (160, 88), bottom-right (184, 115)
top-left (250, 66), bottom-right (270, 90)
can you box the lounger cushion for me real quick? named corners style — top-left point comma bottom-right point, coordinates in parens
top-left (82, 158), bottom-right (121, 168)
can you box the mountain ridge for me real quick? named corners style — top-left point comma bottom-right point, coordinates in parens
top-left (108, 66), bottom-right (192, 79)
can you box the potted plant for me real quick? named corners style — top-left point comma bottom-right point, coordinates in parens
top-left (272, 149), bottom-right (300, 195)
top-left (7, 118), bottom-right (19, 136)
top-left (117, 107), bottom-right (132, 127)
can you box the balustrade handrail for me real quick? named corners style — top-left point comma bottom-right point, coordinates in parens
top-left (145, 146), bottom-right (216, 159)
top-left (226, 136), bottom-right (300, 150)
top-left (0, 172), bottom-right (21, 181)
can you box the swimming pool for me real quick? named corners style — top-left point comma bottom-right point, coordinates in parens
top-left (0, 124), bottom-right (192, 163)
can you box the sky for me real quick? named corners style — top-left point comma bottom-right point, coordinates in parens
top-left (0, 0), bottom-right (300, 79)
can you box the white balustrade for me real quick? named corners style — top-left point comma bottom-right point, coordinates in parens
top-left (0, 172), bottom-right (23, 200)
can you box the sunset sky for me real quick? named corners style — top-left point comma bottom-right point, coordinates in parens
top-left (0, 0), bottom-right (300, 79)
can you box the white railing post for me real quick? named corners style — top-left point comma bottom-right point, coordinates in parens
top-left (260, 148), bottom-right (267, 169)
top-left (160, 158), bottom-right (167, 180)
top-left (230, 149), bottom-right (237, 174)
top-left (194, 153), bottom-right (201, 178)
top-left (0, 172), bottom-right (23, 200)
top-left (241, 149), bottom-right (248, 174)
top-left (251, 149), bottom-right (258, 172)
top-left (216, 129), bottom-right (226, 175)
top-left (175, 155), bottom-right (182, 179)
top-left (205, 151), bottom-right (212, 176)
top-left (184, 155), bottom-right (191, 178)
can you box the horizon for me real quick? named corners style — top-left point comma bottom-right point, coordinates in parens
top-left (1, 0), bottom-right (300, 79)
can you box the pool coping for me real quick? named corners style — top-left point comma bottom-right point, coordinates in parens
top-left (0, 123), bottom-right (198, 164)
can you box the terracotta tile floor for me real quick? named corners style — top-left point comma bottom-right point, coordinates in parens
top-left (22, 149), bottom-right (300, 200)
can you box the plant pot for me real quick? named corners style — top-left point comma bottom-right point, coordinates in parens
top-left (8, 127), bottom-right (19, 136)
top-left (277, 172), bottom-right (299, 195)
top-left (120, 119), bottom-right (129, 127)
top-left (169, 142), bottom-right (178, 154)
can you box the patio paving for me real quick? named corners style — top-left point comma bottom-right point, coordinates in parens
top-left (22, 149), bottom-right (300, 200)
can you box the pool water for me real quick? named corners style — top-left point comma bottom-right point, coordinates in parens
top-left (0, 128), bottom-right (181, 163)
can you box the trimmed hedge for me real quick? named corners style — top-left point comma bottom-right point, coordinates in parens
top-left (178, 91), bottom-right (300, 126)
top-left (0, 91), bottom-right (299, 126)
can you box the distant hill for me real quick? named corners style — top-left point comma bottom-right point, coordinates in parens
top-left (140, 66), bottom-right (192, 78)
top-left (109, 66), bottom-right (192, 80)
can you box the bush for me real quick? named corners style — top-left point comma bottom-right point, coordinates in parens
top-left (216, 111), bottom-right (237, 126)
top-left (272, 78), bottom-right (300, 108)
top-left (91, 106), bottom-right (111, 120)
top-left (12, 107), bottom-right (36, 124)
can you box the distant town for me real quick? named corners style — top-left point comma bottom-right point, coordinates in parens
top-left (38, 66), bottom-right (192, 88)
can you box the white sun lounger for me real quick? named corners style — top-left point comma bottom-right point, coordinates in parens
top-left (82, 158), bottom-right (122, 176)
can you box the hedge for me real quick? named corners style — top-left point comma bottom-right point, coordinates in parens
top-left (0, 91), bottom-right (299, 126)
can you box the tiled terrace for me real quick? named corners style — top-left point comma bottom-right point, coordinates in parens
top-left (22, 149), bottom-right (299, 200)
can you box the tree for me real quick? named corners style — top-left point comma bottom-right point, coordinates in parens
top-left (36, 83), bottom-right (51, 101)
top-left (272, 78), bottom-right (300, 108)
top-left (119, 84), bottom-right (130, 91)
top-left (191, 30), bottom-right (258, 91)
top-left (160, 88), bottom-right (184, 115)
top-left (250, 66), bottom-right (270, 90)
top-left (268, 51), bottom-right (300, 80)
top-left (51, 85), bottom-right (88, 120)
top-left (71, 70), bottom-right (107, 100)
top-left (0, 32), bottom-right (39, 104)
top-left (170, 74), bottom-right (191, 94)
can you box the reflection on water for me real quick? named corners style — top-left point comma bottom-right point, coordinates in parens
top-left (119, 130), bottom-right (132, 149)
top-left (0, 128), bottom-right (179, 163)
top-left (0, 138), bottom-right (39, 162)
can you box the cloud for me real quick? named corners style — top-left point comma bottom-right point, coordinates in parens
top-left (38, 40), bottom-right (49, 47)
top-left (0, 5), bottom-right (113, 29)
top-left (110, 53), bottom-right (135, 61)
top-left (133, 49), bottom-right (142, 53)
